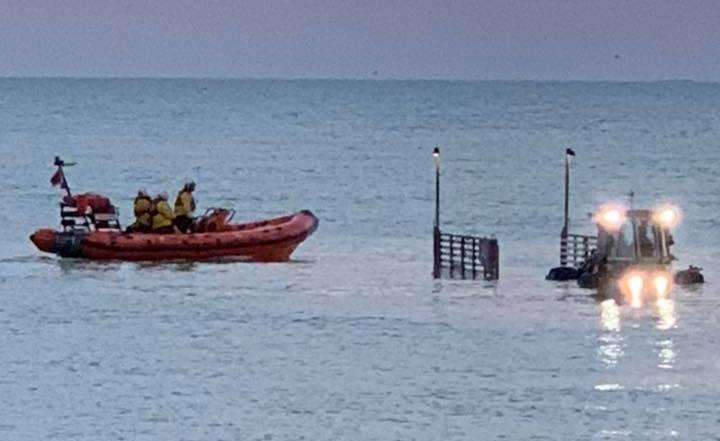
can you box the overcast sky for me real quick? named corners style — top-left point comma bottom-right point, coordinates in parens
top-left (1, 0), bottom-right (719, 80)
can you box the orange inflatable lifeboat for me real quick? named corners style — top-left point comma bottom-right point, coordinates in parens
top-left (31, 209), bottom-right (319, 262)
top-left (30, 157), bottom-right (319, 262)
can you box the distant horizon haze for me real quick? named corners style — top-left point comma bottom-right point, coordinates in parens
top-left (0, 76), bottom-right (719, 83)
top-left (1, 0), bottom-right (719, 81)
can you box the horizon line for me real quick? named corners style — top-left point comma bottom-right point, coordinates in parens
top-left (0, 75), bottom-right (717, 84)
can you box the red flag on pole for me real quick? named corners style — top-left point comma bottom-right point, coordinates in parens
top-left (50, 169), bottom-right (64, 187)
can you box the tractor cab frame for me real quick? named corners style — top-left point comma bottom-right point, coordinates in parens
top-left (583, 205), bottom-right (679, 304)
top-left (596, 209), bottom-right (674, 268)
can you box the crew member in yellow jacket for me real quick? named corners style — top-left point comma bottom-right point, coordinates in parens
top-left (127, 189), bottom-right (153, 233)
top-left (174, 181), bottom-right (196, 233)
top-left (152, 192), bottom-right (177, 234)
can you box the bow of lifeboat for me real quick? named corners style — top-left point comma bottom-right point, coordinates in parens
top-left (29, 228), bottom-right (87, 257)
top-left (29, 229), bottom-right (57, 254)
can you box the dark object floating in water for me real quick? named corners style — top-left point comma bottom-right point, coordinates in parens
top-left (546, 266), bottom-right (579, 281)
top-left (675, 266), bottom-right (704, 285)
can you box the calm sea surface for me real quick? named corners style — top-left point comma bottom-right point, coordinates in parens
top-left (1, 79), bottom-right (720, 440)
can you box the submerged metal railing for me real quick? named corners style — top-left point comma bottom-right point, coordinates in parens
top-left (433, 227), bottom-right (499, 280)
top-left (560, 233), bottom-right (597, 268)
top-left (430, 147), bottom-right (500, 281)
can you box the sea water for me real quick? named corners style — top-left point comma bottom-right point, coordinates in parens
top-left (1, 79), bottom-right (720, 440)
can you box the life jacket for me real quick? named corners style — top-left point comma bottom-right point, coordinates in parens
top-left (152, 200), bottom-right (175, 230)
top-left (174, 190), bottom-right (196, 217)
top-left (133, 196), bottom-right (153, 226)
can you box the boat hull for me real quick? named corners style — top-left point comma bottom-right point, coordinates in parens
top-left (30, 210), bottom-right (318, 262)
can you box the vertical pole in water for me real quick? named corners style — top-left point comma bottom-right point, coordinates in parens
top-left (433, 147), bottom-right (440, 229)
top-left (433, 147), bottom-right (441, 279)
top-left (494, 239), bottom-right (500, 280)
top-left (563, 154), bottom-right (569, 237)
top-left (433, 227), bottom-right (440, 279)
top-left (460, 236), bottom-right (466, 279)
top-left (484, 238), bottom-right (499, 280)
top-left (561, 148), bottom-right (575, 266)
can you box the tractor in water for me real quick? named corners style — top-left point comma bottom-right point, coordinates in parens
top-left (577, 204), bottom-right (679, 306)
top-left (545, 149), bottom-right (703, 305)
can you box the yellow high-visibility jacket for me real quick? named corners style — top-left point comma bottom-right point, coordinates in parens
top-left (152, 200), bottom-right (175, 230)
top-left (133, 196), bottom-right (153, 227)
top-left (174, 190), bottom-right (196, 217)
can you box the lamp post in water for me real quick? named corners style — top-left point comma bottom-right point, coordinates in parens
top-left (547, 148), bottom-right (585, 279)
top-left (433, 147), bottom-right (441, 228)
top-left (433, 147), bottom-right (441, 278)
top-left (562, 149), bottom-right (575, 237)
top-left (561, 148), bottom-right (575, 266)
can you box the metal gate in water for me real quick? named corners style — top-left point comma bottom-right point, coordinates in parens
top-left (560, 233), bottom-right (597, 269)
top-left (433, 228), bottom-right (499, 280)
top-left (431, 147), bottom-right (500, 281)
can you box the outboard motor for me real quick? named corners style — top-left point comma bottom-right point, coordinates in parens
top-left (195, 208), bottom-right (235, 233)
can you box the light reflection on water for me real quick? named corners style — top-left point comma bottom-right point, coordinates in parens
top-left (657, 339), bottom-right (676, 370)
top-left (656, 298), bottom-right (677, 331)
top-left (598, 300), bottom-right (624, 368)
top-left (596, 297), bottom-right (679, 380)
top-left (655, 299), bottom-right (677, 370)
top-left (594, 297), bottom-right (682, 438)
top-left (597, 297), bottom-right (678, 334)
top-left (600, 299), bottom-right (621, 332)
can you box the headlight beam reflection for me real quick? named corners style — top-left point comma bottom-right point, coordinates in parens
top-left (627, 274), bottom-right (644, 309)
top-left (600, 299), bottom-right (621, 332)
top-left (656, 298), bottom-right (677, 330)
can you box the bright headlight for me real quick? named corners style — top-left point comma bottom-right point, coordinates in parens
top-left (628, 274), bottom-right (644, 294)
top-left (628, 274), bottom-right (644, 308)
top-left (595, 204), bottom-right (627, 231)
top-left (653, 205), bottom-right (681, 229)
top-left (653, 273), bottom-right (671, 299)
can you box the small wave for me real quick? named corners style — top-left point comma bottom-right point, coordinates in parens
top-left (0, 254), bottom-right (55, 264)
top-left (594, 383), bottom-right (624, 392)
